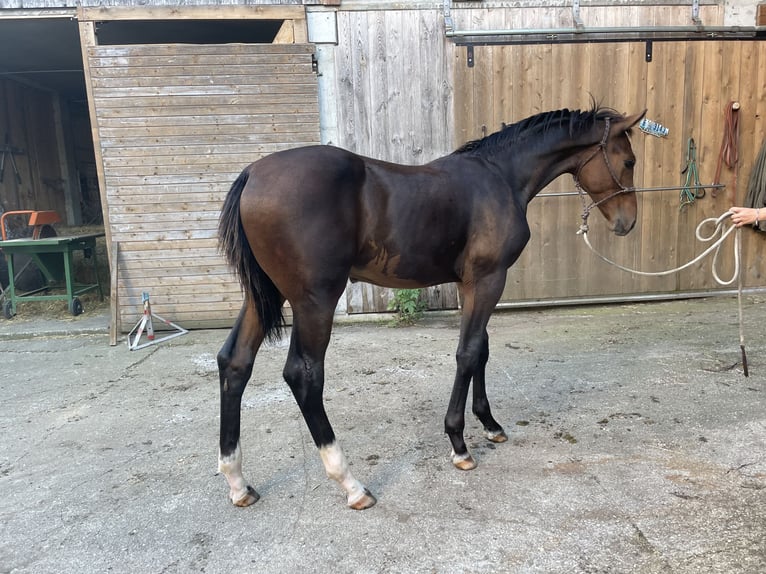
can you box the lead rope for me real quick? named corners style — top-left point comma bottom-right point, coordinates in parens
top-left (579, 211), bottom-right (748, 376)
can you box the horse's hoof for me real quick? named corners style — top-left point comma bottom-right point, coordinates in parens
top-left (485, 429), bottom-right (508, 443)
top-left (451, 452), bottom-right (478, 471)
top-left (348, 488), bottom-right (377, 510)
top-left (231, 485), bottom-right (260, 507)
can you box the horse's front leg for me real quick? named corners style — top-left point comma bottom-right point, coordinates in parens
top-left (472, 330), bottom-right (508, 443)
top-left (445, 271), bottom-right (507, 470)
top-left (217, 303), bottom-right (263, 506)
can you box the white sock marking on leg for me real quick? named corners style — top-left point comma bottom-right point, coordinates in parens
top-left (319, 442), bottom-right (368, 506)
top-left (218, 442), bottom-right (250, 501)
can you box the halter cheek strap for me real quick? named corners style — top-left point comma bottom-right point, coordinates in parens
top-left (573, 118), bottom-right (635, 234)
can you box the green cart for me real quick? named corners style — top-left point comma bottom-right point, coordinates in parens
top-left (0, 232), bottom-right (104, 318)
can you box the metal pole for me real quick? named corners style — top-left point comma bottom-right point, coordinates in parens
top-left (537, 184), bottom-right (725, 199)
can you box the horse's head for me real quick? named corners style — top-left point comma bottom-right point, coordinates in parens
top-left (575, 110), bottom-right (646, 236)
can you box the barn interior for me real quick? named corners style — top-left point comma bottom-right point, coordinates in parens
top-left (0, 15), bottom-right (283, 230)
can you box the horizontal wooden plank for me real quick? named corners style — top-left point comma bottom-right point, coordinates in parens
top-left (91, 79), bottom-right (318, 99)
top-left (101, 153), bottom-right (268, 168)
top-left (117, 272), bottom-right (232, 288)
top-left (81, 6), bottom-right (306, 22)
top-left (110, 209), bottom-right (220, 222)
top-left (99, 121), bottom-right (317, 139)
top-left (88, 42), bottom-right (312, 56)
top-left (100, 142), bottom-right (314, 158)
top-left (118, 301), bottom-right (243, 316)
top-left (104, 172), bottom-right (236, 185)
top-left (119, 263), bottom-right (231, 279)
top-left (120, 246), bottom-right (223, 265)
top-left (106, 189), bottom-right (225, 201)
top-left (118, 284), bottom-right (242, 298)
top-left (120, 308), bottom-right (241, 326)
top-left (113, 238), bottom-right (216, 250)
top-left (112, 219), bottom-right (218, 233)
top-left (108, 190), bottom-right (227, 203)
top-left (89, 64), bottom-right (312, 80)
top-left (98, 130), bottom-right (319, 149)
top-left (120, 254), bottom-right (224, 269)
top-left (88, 53), bottom-right (313, 70)
top-left (117, 283), bottom-right (239, 299)
top-left (95, 103), bottom-right (317, 119)
top-left (112, 228), bottom-right (218, 242)
top-left (96, 113), bottom-right (318, 129)
top-left (92, 92), bottom-right (318, 109)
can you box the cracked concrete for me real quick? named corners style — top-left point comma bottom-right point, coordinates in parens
top-left (0, 295), bottom-right (764, 573)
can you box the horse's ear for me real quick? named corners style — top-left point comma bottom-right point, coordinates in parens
top-left (614, 109), bottom-right (647, 133)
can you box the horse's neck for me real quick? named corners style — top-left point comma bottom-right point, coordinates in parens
top-left (501, 149), bottom-right (577, 205)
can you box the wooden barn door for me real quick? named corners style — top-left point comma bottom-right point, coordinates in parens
top-left (81, 36), bottom-right (319, 329)
top-left (453, 40), bottom-right (766, 305)
top-left (334, 9), bottom-right (459, 314)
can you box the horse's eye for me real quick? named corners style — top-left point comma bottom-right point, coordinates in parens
top-left (624, 159), bottom-right (636, 169)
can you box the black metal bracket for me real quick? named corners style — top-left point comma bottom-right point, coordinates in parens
top-left (466, 45), bottom-right (474, 67)
top-left (645, 40), bottom-right (653, 62)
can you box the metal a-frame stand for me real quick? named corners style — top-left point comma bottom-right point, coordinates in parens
top-left (127, 292), bottom-right (188, 351)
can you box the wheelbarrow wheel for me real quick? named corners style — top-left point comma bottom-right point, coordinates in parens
top-left (3, 299), bottom-right (14, 319)
top-left (69, 297), bottom-right (83, 317)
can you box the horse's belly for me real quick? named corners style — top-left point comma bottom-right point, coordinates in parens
top-left (349, 259), bottom-right (456, 289)
top-left (349, 266), bottom-right (425, 289)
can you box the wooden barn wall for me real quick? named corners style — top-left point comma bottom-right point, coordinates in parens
top-left (85, 43), bottom-right (319, 328)
top-left (333, 8), bottom-right (459, 313)
top-left (0, 79), bottom-right (69, 229)
top-left (451, 4), bottom-right (766, 304)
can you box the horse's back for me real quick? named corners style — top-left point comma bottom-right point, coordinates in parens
top-left (245, 145), bottom-right (366, 200)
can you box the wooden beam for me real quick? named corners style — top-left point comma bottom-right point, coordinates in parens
top-left (77, 19), bottom-right (113, 268)
top-left (109, 241), bottom-right (119, 346)
top-left (78, 5), bottom-right (305, 22)
top-left (274, 20), bottom-right (295, 44)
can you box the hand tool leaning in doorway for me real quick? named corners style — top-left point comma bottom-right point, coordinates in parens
top-left (0, 134), bottom-right (24, 184)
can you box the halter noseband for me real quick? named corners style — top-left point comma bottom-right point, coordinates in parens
top-left (573, 117), bottom-right (635, 234)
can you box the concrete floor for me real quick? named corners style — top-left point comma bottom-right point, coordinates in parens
top-left (0, 296), bottom-right (764, 573)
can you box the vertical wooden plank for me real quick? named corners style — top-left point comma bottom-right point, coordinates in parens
top-left (734, 41), bottom-right (757, 207)
top-left (78, 19), bottom-right (113, 268)
top-left (335, 11), bottom-right (358, 152)
top-left (743, 42), bottom-right (766, 287)
top-left (623, 39), bottom-right (649, 279)
top-left (452, 45), bottom-right (476, 149)
top-left (730, 41), bottom-right (761, 290)
top-left (109, 241), bottom-right (119, 346)
top-left (637, 40), bottom-right (678, 293)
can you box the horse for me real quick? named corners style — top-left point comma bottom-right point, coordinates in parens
top-left (216, 105), bottom-right (646, 510)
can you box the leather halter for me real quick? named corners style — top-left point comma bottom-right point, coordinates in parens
top-left (573, 118), bottom-right (635, 233)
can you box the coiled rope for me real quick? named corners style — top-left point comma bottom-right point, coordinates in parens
top-left (579, 211), bottom-right (749, 376)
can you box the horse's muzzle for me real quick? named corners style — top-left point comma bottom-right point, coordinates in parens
top-left (611, 218), bottom-right (636, 236)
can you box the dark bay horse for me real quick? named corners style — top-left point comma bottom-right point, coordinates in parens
top-left (217, 106), bottom-right (646, 509)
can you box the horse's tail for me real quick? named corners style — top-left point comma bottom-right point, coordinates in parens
top-left (219, 169), bottom-right (285, 341)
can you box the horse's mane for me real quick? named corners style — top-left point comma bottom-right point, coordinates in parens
top-left (453, 104), bottom-right (626, 155)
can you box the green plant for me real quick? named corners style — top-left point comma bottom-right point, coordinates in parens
top-left (387, 288), bottom-right (427, 326)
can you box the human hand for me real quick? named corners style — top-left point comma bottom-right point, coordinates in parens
top-left (729, 206), bottom-right (760, 227)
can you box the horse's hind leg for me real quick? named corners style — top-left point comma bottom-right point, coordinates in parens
top-left (283, 301), bottom-right (376, 510)
top-left (217, 302), bottom-right (264, 506)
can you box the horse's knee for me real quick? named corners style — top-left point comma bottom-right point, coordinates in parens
top-left (218, 348), bottom-right (253, 395)
top-left (455, 347), bottom-right (481, 377)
